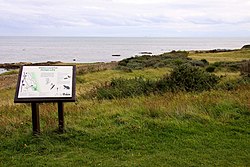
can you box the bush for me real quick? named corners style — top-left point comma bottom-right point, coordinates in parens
top-left (117, 51), bottom-right (191, 70)
top-left (172, 59), bottom-right (185, 66)
top-left (95, 77), bottom-right (155, 99)
top-left (213, 62), bottom-right (223, 67)
top-left (126, 62), bottom-right (144, 69)
top-left (206, 65), bottom-right (216, 73)
top-left (157, 64), bottom-right (220, 92)
top-left (211, 61), bottom-right (242, 72)
top-left (118, 66), bottom-right (133, 73)
top-left (218, 76), bottom-right (250, 90)
top-left (191, 60), bottom-right (206, 67)
top-left (169, 50), bottom-right (189, 57)
top-left (153, 62), bottom-right (165, 68)
top-left (201, 59), bottom-right (209, 66)
top-left (228, 64), bottom-right (239, 72)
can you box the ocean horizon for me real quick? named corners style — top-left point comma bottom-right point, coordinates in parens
top-left (0, 37), bottom-right (249, 64)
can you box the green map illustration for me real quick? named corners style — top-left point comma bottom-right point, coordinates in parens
top-left (20, 72), bottom-right (40, 92)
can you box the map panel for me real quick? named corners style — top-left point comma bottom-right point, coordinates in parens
top-left (18, 66), bottom-right (73, 98)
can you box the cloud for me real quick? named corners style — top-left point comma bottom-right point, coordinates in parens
top-left (0, 0), bottom-right (250, 36)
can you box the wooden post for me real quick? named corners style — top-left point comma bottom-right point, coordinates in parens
top-left (31, 103), bottom-right (40, 135)
top-left (58, 102), bottom-right (64, 133)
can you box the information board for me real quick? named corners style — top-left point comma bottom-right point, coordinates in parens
top-left (14, 65), bottom-right (76, 103)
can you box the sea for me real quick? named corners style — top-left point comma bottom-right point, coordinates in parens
top-left (0, 37), bottom-right (249, 64)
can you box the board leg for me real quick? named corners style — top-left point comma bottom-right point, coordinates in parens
top-left (58, 102), bottom-right (64, 133)
top-left (31, 103), bottom-right (40, 135)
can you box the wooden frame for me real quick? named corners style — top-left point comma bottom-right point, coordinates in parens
top-left (14, 65), bottom-right (76, 103)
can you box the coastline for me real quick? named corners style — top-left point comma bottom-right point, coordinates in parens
top-left (0, 45), bottom-right (249, 76)
top-left (0, 68), bottom-right (7, 74)
top-left (1, 37), bottom-right (249, 64)
top-left (0, 61), bottom-right (62, 70)
top-left (0, 48), bottom-right (244, 70)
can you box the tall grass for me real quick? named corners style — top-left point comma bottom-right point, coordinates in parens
top-left (0, 84), bottom-right (249, 166)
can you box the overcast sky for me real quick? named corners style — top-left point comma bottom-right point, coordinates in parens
top-left (0, 0), bottom-right (250, 37)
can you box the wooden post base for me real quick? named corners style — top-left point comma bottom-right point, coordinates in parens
top-left (30, 102), bottom-right (65, 134)
top-left (58, 102), bottom-right (64, 133)
top-left (31, 103), bottom-right (40, 135)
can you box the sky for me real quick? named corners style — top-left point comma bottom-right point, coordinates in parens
top-left (0, 0), bottom-right (250, 37)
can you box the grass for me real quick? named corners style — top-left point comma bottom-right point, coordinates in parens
top-left (189, 49), bottom-right (250, 63)
top-left (76, 67), bottom-right (171, 95)
top-left (0, 87), bottom-right (249, 166)
top-left (0, 50), bottom-right (250, 166)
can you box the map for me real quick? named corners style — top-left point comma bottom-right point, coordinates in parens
top-left (18, 66), bottom-right (74, 98)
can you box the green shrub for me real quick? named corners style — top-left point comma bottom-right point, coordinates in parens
top-left (126, 62), bottom-right (144, 70)
top-left (172, 59), bottom-right (185, 66)
top-left (228, 64), bottom-right (239, 72)
top-left (95, 77), bottom-right (155, 99)
top-left (144, 59), bottom-right (159, 67)
top-left (169, 50), bottom-right (189, 57)
top-left (157, 64), bottom-right (220, 92)
top-left (217, 76), bottom-right (250, 90)
top-left (201, 59), bottom-right (209, 66)
top-left (153, 62), bottom-right (165, 68)
top-left (213, 62), bottom-right (223, 67)
top-left (206, 65), bottom-right (216, 73)
top-left (191, 60), bottom-right (206, 67)
top-left (211, 61), bottom-right (242, 72)
top-left (117, 51), bottom-right (191, 70)
top-left (118, 66), bottom-right (133, 73)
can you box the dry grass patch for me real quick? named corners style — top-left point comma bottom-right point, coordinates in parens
top-left (189, 50), bottom-right (250, 63)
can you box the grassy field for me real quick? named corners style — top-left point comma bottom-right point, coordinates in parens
top-left (0, 50), bottom-right (250, 166)
top-left (189, 49), bottom-right (250, 63)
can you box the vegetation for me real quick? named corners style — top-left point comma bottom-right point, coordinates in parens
top-left (156, 64), bottom-right (219, 92)
top-left (205, 65), bottom-right (216, 72)
top-left (189, 49), bottom-right (250, 62)
top-left (0, 49), bottom-right (250, 166)
top-left (217, 75), bottom-right (250, 90)
top-left (91, 64), bottom-right (219, 99)
top-left (90, 77), bottom-right (154, 99)
top-left (117, 51), bottom-right (208, 71)
top-left (241, 60), bottom-right (250, 76)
